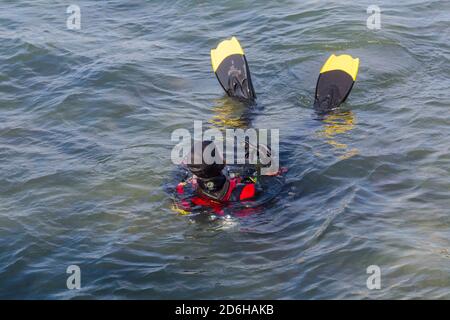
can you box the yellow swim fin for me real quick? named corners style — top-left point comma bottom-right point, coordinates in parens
top-left (315, 54), bottom-right (360, 111)
top-left (210, 37), bottom-right (256, 102)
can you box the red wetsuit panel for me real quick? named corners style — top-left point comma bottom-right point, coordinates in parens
top-left (174, 177), bottom-right (257, 215)
top-left (191, 196), bottom-right (224, 215)
top-left (222, 178), bottom-right (238, 201)
top-left (176, 183), bottom-right (184, 194)
top-left (239, 184), bottom-right (256, 200)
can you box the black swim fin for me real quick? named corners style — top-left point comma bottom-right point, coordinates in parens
top-left (314, 54), bottom-right (360, 112)
top-left (211, 37), bottom-right (256, 102)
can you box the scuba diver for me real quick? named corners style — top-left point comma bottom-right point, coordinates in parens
top-left (172, 37), bottom-right (279, 216)
top-left (171, 37), bottom-right (360, 216)
top-left (173, 140), bottom-right (265, 216)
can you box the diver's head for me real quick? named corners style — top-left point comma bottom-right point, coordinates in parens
top-left (187, 140), bottom-right (227, 194)
top-left (187, 140), bottom-right (225, 179)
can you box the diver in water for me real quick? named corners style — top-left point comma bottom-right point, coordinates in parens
top-left (172, 37), bottom-right (263, 215)
top-left (172, 37), bottom-right (360, 215)
top-left (174, 140), bottom-right (263, 215)
top-left (173, 138), bottom-right (286, 216)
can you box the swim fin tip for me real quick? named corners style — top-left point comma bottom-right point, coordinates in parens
top-left (211, 37), bottom-right (256, 102)
top-left (314, 54), bottom-right (360, 111)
